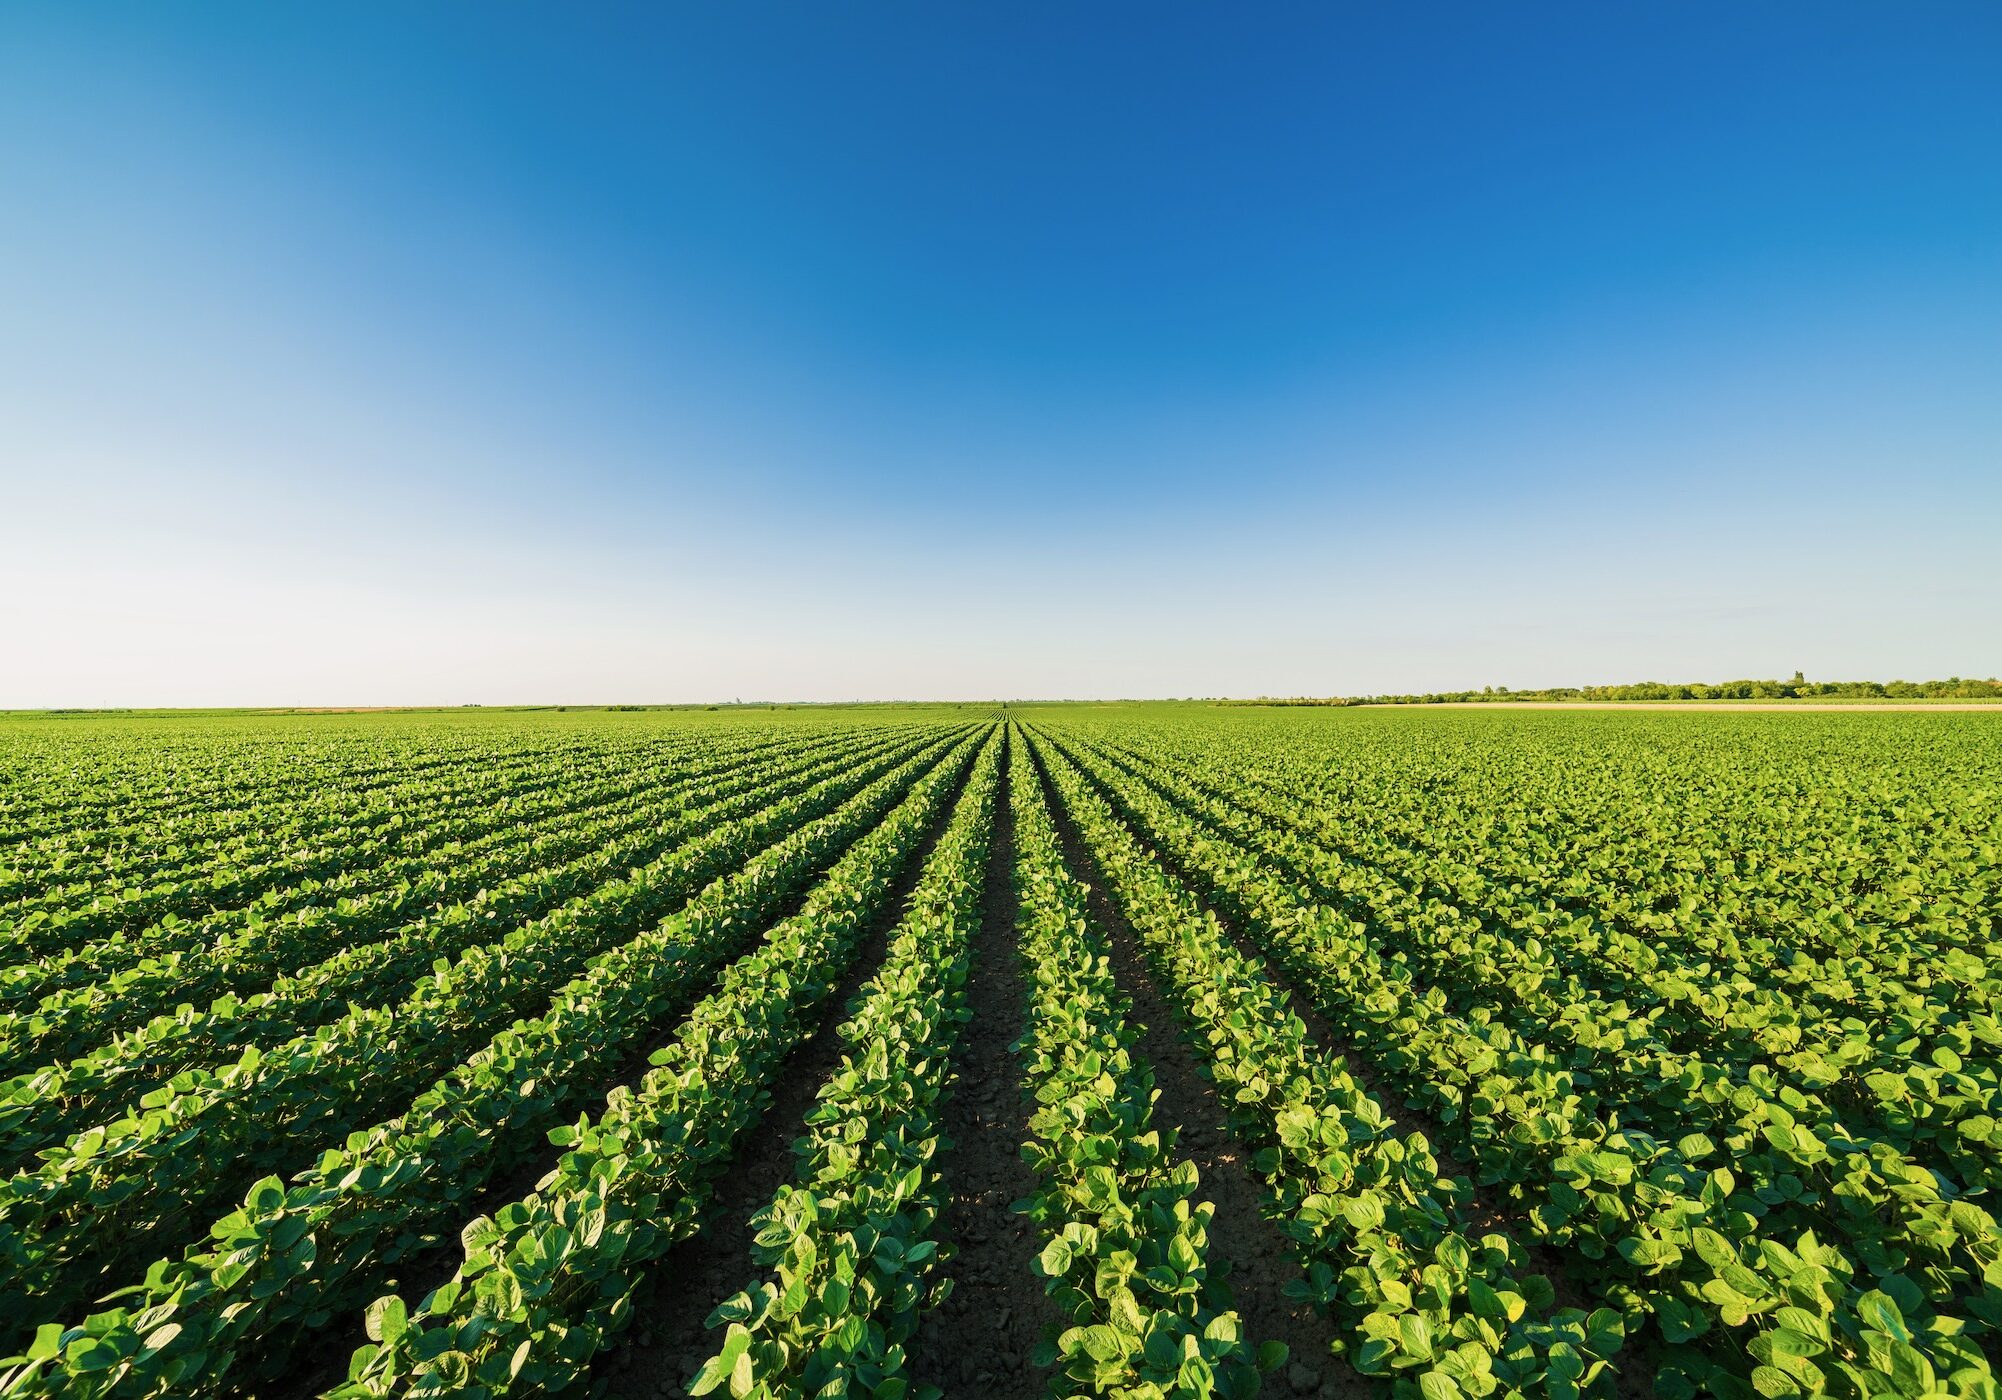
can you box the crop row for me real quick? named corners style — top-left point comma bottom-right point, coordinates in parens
top-left (689, 728), bottom-right (1003, 1399)
top-left (1112, 722), bottom-right (1998, 999)
top-left (0, 727), bottom-right (970, 1336)
top-left (0, 725), bottom-right (981, 1395)
top-left (2, 706), bottom-right (1993, 1400)
top-left (0, 726), bottom-right (915, 1157)
top-left (1033, 724), bottom-right (1998, 1399)
top-left (0, 731), bottom-right (580, 857)
top-left (0, 739), bottom-right (598, 948)
top-left (1081, 734), bottom-right (2002, 1203)
top-left (1110, 725), bottom-right (1999, 1061)
top-left (1027, 730), bottom-right (1627, 1399)
top-left (0, 722), bottom-right (859, 1011)
top-left (1006, 733), bottom-right (1267, 1399)
top-left (329, 729), bottom-right (1000, 1396)
top-left (0, 733), bottom-right (645, 930)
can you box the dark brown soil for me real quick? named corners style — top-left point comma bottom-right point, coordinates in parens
top-left (1022, 734), bottom-right (1367, 1400)
top-left (593, 761), bottom-right (973, 1400)
top-left (905, 736), bottom-right (1057, 1398)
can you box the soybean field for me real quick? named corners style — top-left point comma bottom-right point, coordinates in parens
top-left (0, 704), bottom-right (1997, 1400)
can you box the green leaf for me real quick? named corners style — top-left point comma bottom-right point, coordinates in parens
top-left (1751, 1365), bottom-right (1802, 1398)
top-left (690, 1326), bottom-right (753, 1398)
top-left (1420, 1372), bottom-right (1463, 1400)
top-left (364, 1295), bottom-right (408, 1345)
top-left (1039, 1238), bottom-right (1074, 1277)
top-left (1856, 1291), bottom-right (1909, 1343)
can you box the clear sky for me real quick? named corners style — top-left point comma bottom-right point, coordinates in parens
top-left (3, 3), bottom-right (1997, 705)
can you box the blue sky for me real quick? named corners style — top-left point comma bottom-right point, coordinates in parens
top-left (2, 3), bottom-right (1997, 704)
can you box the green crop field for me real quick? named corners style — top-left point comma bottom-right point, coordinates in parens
top-left (0, 705), bottom-right (1996, 1400)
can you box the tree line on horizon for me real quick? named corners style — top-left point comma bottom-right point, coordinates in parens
top-left (1228, 674), bottom-right (2002, 706)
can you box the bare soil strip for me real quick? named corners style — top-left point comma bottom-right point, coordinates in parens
top-left (1024, 739), bottom-right (1362, 1400)
top-left (906, 738), bottom-right (1057, 1399)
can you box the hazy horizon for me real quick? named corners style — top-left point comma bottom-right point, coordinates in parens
top-left (4, 3), bottom-right (1998, 708)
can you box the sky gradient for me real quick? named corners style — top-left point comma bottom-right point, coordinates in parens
top-left (3, 3), bottom-right (1998, 705)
